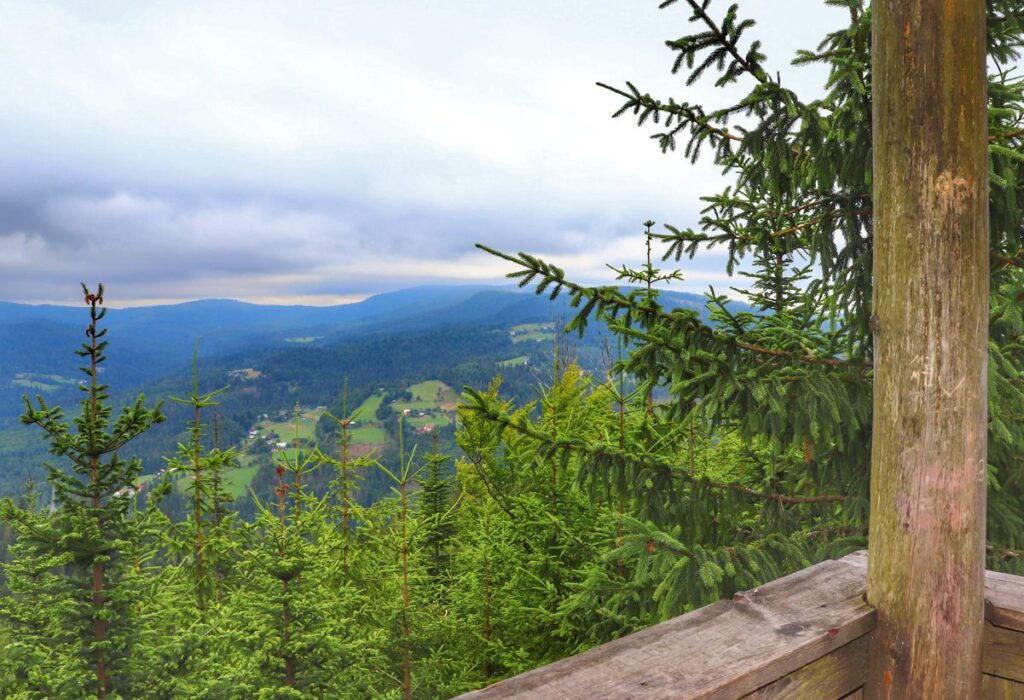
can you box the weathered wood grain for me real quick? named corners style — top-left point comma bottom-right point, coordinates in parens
top-left (742, 635), bottom-right (867, 699)
top-left (984, 623), bottom-right (1024, 684)
top-left (987, 571), bottom-right (1024, 633)
top-left (866, 0), bottom-right (990, 695)
top-left (982, 673), bottom-right (1024, 699)
top-left (457, 552), bottom-right (874, 699)
top-left (457, 551), bottom-right (1024, 699)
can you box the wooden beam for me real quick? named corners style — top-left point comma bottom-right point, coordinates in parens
top-left (984, 623), bottom-right (1024, 685)
top-left (741, 635), bottom-right (867, 699)
top-left (867, 0), bottom-right (990, 696)
top-left (986, 571), bottom-right (1024, 633)
top-left (457, 552), bottom-right (874, 699)
top-left (458, 552), bottom-right (1024, 699)
top-left (981, 674), bottom-right (1024, 699)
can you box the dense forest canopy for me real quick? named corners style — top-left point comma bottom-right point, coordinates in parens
top-left (2, 1), bottom-right (1024, 698)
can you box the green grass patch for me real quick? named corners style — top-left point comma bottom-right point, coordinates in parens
top-left (11, 372), bottom-right (80, 391)
top-left (15, 373), bottom-right (78, 385)
top-left (353, 393), bottom-right (383, 421)
top-left (498, 355), bottom-right (529, 367)
top-left (393, 380), bottom-right (457, 411)
top-left (406, 413), bottom-right (450, 428)
top-left (171, 463), bottom-right (262, 499)
top-left (350, 425), bottom-right (387, 444)
top-left (221, 464), bottom-right (261, 498)
top-left (510, 324), bottom-right (554, 343)
top-left (257, 407), bottom-right (324, 442)
top-left (12, 379), bottom-right (59, 391)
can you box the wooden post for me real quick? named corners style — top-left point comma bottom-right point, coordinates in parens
top-left (866, 0), bottom-right (989, 697)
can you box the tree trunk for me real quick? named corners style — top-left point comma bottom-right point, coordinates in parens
top-left (193, 403), bottom-right (205, 614)
top-left (401, 477), bottom-right (412, 700)
top-left (866, 0), bottom-right (989, 697)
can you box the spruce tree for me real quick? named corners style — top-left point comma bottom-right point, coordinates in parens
top-left (417, 440), bottom-right (456, 583)
top-left (457, 368), bottom-right (627, 674)
top-left (207, 436), bottom-right (363, 697)
top-left (165, 346), bottom-right (235, 614)
top-left (321, 381), bottom-right (372, 581)
top-left (0, 285), bottom-right (165, 698)
top-left (472, 0), bottom-right (1024, 612)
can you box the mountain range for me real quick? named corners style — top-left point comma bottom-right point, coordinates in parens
top-left (0, 284), bottom-right (723, 389)
top-left (0, 284), bottom-right (749, 498)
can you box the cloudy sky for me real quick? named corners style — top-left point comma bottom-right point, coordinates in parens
top-left (1, 1), bottom-right (845, 306)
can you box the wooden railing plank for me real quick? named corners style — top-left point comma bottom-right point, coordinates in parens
top-left (457, 551), bottom-right (1024, 699)
top-left (984, 623), bottom-right (1024, 685)
top-left (742, 635), bottom-right (867, 699)
top-left (458, 552), bottom-right (873, 699)
top-left (987, 571), bottom-right (1024, 633)
top-left (981, 674), bottom-right (1024, 699)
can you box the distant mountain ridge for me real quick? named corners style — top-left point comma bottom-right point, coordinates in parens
top-left (0, 284), bottom-right (752, 495)
top-left (0, 285), bottom-right (745, 390)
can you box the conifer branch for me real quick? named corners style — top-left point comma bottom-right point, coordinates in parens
top-left (994, 250), bottom-right (1024, 270)
top-left (657, 207), bottom-right (870, 249)
top-left (597, 82), bottom-right (742, 142)
top-left (477, 244), bottom-right (865, 369)
top-left (987, 541), bottom-right (1023, 560)
top-left (462, 390), bottom-right (847, 506)
top-left (754, 209), bottom-right (871, 241)
top-left (597, 82), bottom-right (747, 156)
top-left (989, 127), bottom-right (1024, 142)
top-left (672, 0), bottom-right (766, 83)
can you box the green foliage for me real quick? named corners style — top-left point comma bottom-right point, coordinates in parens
top-left (0, 285), bottom-right (167, 698)
top-left (417, 447), bottom-right (456, 583)
top-left (164, 345), bottom-right (236, 613)
top-left (3, 2), bottom-right (1024, 697)
top-left (477, 0), bottom-right (1024, 582)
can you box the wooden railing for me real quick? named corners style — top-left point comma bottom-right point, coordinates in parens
top-left (457, 551), bottom-right (1024, 699)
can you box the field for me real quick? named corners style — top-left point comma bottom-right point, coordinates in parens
top-left (344, 393), bottom-right (388, 445)
top-left (350, 424), bottom-right (387, 443)
top-left (172, 463), bottom-right (262, 499)
top-left (165, 380), bottom-right (458, 500)
top-left (257, 407), bottom-right (324, 442)
top-left (345, 381), bottom-right (458, 441)
top-left (11, 373), bottom-right (79, 392)
top-left (392, 380), bottom-right (458, 412)
top-left (120, 379), bottom-right (459, 505)
top-left (510, 323), bottom-right (554, 343)
top-left (352, 393), bottom-right (383, 420)
top-left (498, 355), bottom-right (529, 367)
top-left (406, 412), bottom-right (450, 428)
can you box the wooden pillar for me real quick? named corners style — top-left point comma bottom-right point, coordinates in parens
top-left (866, 0), bottom-right (989, 697)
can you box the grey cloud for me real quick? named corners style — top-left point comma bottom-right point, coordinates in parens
top-left (0, 0), bottom-right (845, 305)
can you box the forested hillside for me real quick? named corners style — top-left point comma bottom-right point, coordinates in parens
top-left (0, 289), bottom-right (777, 698)
top-left (0, 285), bottom-right (563, 405)
top-left (0, 285), bottom-right (732, 503)
top-left (3, 0), bottom-right (1024, 698)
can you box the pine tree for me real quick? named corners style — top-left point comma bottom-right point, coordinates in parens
top-left (456, 368), bottom-right (630, 675)
top-left (417, 438), bottom-right (456, 584)
top-left (0, 285), bottom-right (166, 698)
top-left (165, 345), bottom-right (235, 614)
top-left (472, 0), bottom-right (1024, 613)
top-left (321, 380), bottom-right (371, 581)
top-left (206, 432), bottom-right (366, 697)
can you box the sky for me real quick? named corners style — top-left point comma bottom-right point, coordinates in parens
top-left (0, 1), bottom-right (846, 307)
